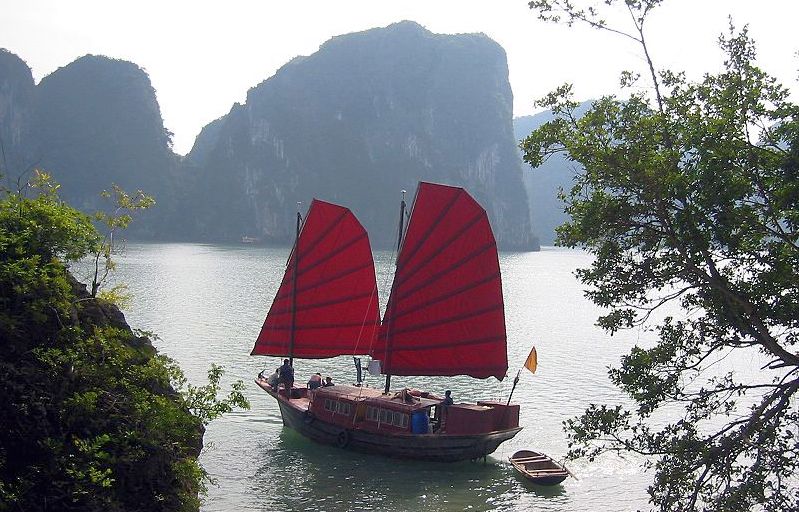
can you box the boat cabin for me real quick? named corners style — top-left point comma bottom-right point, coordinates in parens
top-left (305, 385), bottom-right (519, 436)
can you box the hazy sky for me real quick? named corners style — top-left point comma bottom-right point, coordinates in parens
top-left (3, 1), bottom-right (797, 155)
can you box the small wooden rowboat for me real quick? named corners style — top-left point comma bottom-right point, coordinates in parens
top-left (510, 450), bottom-right (571, 486)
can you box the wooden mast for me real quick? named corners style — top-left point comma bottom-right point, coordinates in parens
top-left (288, 202), bottom-right (301, 366)
top-left (384, 190), bottom-right (406, 394)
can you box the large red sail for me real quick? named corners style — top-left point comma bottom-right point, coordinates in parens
top-left (252, 200), bottom-right (380, 358)
top-left (374, 182), bottom-right (508, 379)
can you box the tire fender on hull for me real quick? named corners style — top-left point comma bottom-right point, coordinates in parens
top-left (337, 430), bottom-right (351, 448)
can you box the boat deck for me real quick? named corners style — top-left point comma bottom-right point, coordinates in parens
top-left (255, 380), bottom-right (448, 412)
top-left (255, 378), bottom-right (310, 411)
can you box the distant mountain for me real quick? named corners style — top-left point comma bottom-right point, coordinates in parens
top-left (1, 22), bottom-right (538, 250)
top-left (0, 49), bottom-right (36, 175)
top-left (514, 101), bottom-right (591, 245)
top-left (33, 56), bottom-right (178, 221)
top-left (187, 21), bottom-right (537, 250)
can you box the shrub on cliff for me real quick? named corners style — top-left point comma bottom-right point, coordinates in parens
top-left (0, 172), bottom-right (246, 511)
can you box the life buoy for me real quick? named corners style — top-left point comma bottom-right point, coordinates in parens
top-left (336, 430), bottom-right (351, 448)
top-left (303, 410), bottom-right (315, 425)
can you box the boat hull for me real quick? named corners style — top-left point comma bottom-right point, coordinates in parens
top-left (510, 450), bottom-right (570, 485)
top-left (269, 388), bottom-right (522, 462)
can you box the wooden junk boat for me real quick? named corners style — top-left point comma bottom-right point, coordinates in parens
top-left (251, 182), bottom-right (522, 462)
top-left (509, 450), bottom-right (571, 485)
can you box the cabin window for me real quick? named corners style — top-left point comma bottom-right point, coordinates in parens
top-left (366, 407), bottom-right (409, 428)
top-left (324, 399), bottom-right (352, 416)
top-left (366, 406), bottom-right (379, 421)
top-left (337, 401), bottom-right (352, 416)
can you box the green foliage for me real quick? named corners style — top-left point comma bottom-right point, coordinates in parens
top-left (0, 173), bottom-right (248, 511)
top-left (90, 185), bottom-right (155, 298)
top-left (177, 363), bottom-right (249, 426)
top-left (525, 3), bottom-right (799, 511)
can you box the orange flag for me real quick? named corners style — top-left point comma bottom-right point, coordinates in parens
top-left (524, 346), bottom-right (538, 374)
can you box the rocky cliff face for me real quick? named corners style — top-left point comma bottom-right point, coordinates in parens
top-left (2, 22), bottom-right (539, 249)
top-left (0, 52), bottom-right (180, 236)
top-left (33, 55), bottom-right (178, 217)
top-left (0, 49), bottom-right (36, 175)
top-left (188, 21), bottom-right (537, 249)
top-left (514, 102), bottom-right (591, 245)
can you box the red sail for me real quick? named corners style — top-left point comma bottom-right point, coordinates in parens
top-left (251, 200), bottom-right (380, 358)
top-left (375, 182), bottom-right (508, 380)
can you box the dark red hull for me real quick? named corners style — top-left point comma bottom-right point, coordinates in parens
top-left (261, 383), bottom-right (522, 462)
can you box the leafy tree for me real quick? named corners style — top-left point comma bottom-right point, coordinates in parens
top-left (90, 184), bottom-right (155, 299)
top-left (524, 1), bottom-right (799, 510)
top-left (0, 171), bottom-right (248, 511)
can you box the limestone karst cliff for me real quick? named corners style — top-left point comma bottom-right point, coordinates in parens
top-left (187, 21), bottom-right (537, 249)
top-left (1, 22), bottom-right (539, 249)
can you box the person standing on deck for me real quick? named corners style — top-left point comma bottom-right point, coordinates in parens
top-left (279, 359), bottom-right (294, 399)
top-left (442, 390), bottom-right (453, 406)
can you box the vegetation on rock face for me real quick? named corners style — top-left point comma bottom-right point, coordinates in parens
top-left (524, 1), bottom-right (798, 510)
top-left (0, 172), bottom-right (248, 511)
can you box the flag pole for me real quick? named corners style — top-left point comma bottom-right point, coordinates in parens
top-left (506, 369), bottom-right (521, 407)
top-left (506, 345), bottom-right (537, 406)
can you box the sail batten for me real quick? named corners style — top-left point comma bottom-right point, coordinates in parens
top-left (393, 243), bottom-right (495, 304)
top-left (374, 182), bottom-right (508, 380)
top-left (387, 335), bottom-right (506, 352)
top-left (390, 304), bottom-right (505, 335)
top-left (395, 192), bottom-right (460, 269)
top-left (252, 199), bottom-right (380, 359)
top-left (391, 272), bottom-right (500, 320)
top-left (396, 211), bottom-right (484, 278)
top-left (268, 290), bottom-right (380, 315)
top-left (274, 260), bottom-right (375, 300)
top-left (291, 231), bottom-right (368, 278)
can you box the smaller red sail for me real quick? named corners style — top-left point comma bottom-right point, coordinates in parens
top-left (252, 200), bottom-right (380, 359)
top-left (375, 182), bottom-right (508, 380)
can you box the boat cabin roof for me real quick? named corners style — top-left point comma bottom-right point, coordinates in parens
top-left (313, 385), bottom-right (443, 411)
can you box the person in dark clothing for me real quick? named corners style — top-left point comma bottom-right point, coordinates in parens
top-left (279, 359), bottom-right (294, 398)
top-left (323, 376), bottom-right (334, 387)
top-left (442, 390), bottom-right (453, 406)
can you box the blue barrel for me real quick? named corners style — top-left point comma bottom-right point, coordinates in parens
top-left (411, 410), bottom-right (429, 434)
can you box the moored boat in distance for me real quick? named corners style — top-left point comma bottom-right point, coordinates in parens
top-left (251, 182), bottom-right (522, 462)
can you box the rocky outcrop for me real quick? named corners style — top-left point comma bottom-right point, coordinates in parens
top-left (0, 49), bottom-right (36, 175)
top-left (33, 55), bottom-right (178, 219)
top-left (188, 21), bottom-right (537, 249)
top-left (2, 22), bottom-right (540, 250)
top-left (514, 101), bottom-right (591, 245)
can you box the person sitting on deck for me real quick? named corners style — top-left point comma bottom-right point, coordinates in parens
top-left (308, 372), bottom-right (322, 390)
top-left (267, 368), bottom-right (280, 389)
top-left (394, 388), bottom-right (419, 403)
top-left (442, 390), bottom-right (454, 406)
top-left (279, 359), bottom-right (294, 398)
top-left (323, 376), bottom-right (334, 387)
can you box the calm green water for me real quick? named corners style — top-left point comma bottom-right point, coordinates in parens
top-left (77, 243), bottom-right (656, 511)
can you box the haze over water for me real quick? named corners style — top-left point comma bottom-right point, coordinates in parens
top-left (84, 243), bottom-right (657, 511)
